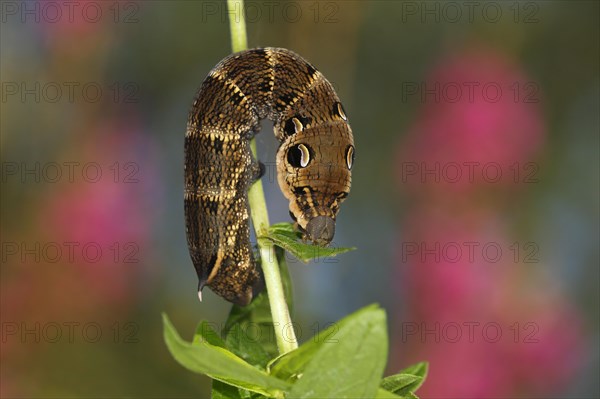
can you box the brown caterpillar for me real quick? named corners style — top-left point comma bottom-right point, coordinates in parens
top-left (184, 48), bottom-right (354, 306)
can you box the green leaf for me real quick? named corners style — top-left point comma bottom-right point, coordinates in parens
top-left (375, 388), bottom-right (403, 398)
top-left (286, 305), bottom-right (388, 398)
top-left (267, 222), bottom-right (301, 237)
top-left (380, 362), bottom-right (428, 396)
top-left (225, 323), bottom-right (271, 368)
top-left (193, 320), bottom-right (226, 347)
top-left (380, 374), bottom-right (422, 395)
top-left (270, 304), bottom-right (379, 381)
top-left (195, 313), bottom-right (272, 396)
top-left (224, 291), bottom-right (278, 358)
top-left (223, 251), bottom-right (295, 360)
top-left (226, 291), bottom-right (273, 328)
top-left (212, 380), bottom-right (267, 399)
top-left (162, 313), bottom-right (289, 398)
top-left (399, 362), bottom-right (428, 380)
top-left (385, 362), bottom-right (428, 395)
top-left (212, 380), bottom-right (246, 399)
top-left (259, 223), bottom-right (355, 263)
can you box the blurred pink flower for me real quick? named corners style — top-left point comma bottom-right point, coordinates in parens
top-left (40, 121), bottom-right (162, 307)
top-left (392, 47), bottom-right (583, 398)
top-left (397, 47), bottom-right (545, 197)
top-left (1, 120), bottom-right (162, 325)
top-left (0, 119), bottom-right (161, 397)
top-left (394, 207), bottom-right (583, 398)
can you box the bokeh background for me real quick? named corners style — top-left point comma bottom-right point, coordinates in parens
top-left (1, 1), bottom-right (598, 398)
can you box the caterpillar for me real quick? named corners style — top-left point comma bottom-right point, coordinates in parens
top-left (184, 48), bottom-right (354, 306)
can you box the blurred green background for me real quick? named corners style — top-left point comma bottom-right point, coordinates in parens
top-left (1, 1), bottom-right (598, 398)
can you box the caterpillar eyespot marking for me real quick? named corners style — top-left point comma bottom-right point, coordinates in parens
top-left (288, 143), bottom-right (311, 168)
top-left (284, 115), bottom-right (311, 136)
top-left (184, 47), bottom-right (354, 306)
top-left (346, 145), bottom-right (355, 170)
top-left (334, 101), bottom-right (348, 121)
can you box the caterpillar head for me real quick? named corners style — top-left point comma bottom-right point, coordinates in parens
top-left (276, 113), bottom-right (354, 246)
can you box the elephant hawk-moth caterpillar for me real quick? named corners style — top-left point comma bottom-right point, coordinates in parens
top-left (184, 48), bottom-right (354, 306)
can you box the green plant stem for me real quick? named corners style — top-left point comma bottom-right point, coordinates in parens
top-left (227, 0), bottom-right (248, 53)
top-left (227, 0), bottom-right (298, 354)
top-left (247, 142), bottom-right (297, 354)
